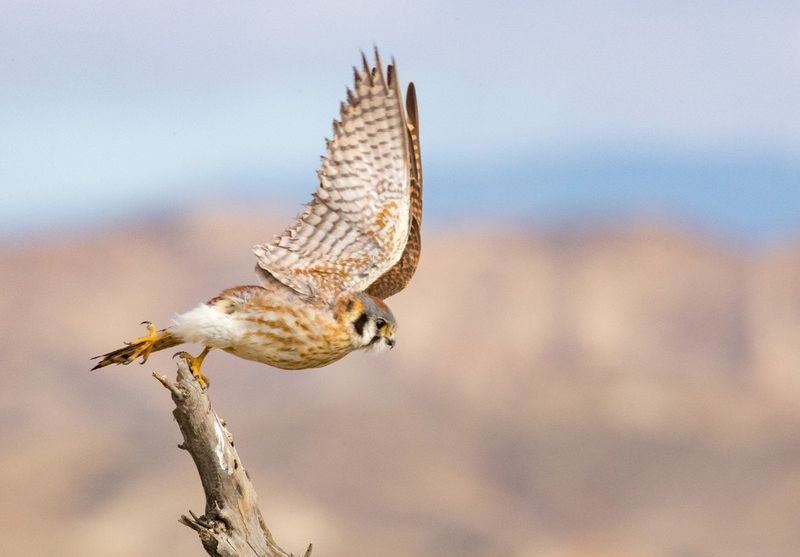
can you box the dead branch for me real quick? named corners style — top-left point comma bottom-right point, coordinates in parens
top-left (153, 359), bottom-right (311, 557)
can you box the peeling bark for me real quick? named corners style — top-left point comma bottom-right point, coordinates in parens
top-left (153, 360), bottom-right (311, 557)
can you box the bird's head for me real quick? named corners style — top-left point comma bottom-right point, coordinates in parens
top-left (339, 292), bottom-right (397, 352)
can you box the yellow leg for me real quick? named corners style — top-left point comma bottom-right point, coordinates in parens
top-left (174, 347), bottom-right (212, 389)
top-left (127, 321), bottom-right (159, 364)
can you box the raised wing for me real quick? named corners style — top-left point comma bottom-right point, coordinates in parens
top-left (366, 82), bottom-right (422, 299)
top-left (253, 50), bottom-right (415, 304)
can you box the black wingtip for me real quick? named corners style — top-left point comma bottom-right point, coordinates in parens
top-left (373, 47), bottom-right (386, 88)
top-left (406, 82), bottom-right (418, 117)
top-left (360, 50), bottom-right (373, 85)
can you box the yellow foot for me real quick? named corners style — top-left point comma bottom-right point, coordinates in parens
top-left (173, 347), bottom-right (212, 390)
top-left (126, 321), bottom-right (159, 365)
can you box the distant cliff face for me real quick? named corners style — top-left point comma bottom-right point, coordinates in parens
top-left (2, 209), bottom-right (800, 557)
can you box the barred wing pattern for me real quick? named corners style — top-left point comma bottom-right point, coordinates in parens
top-left (366, 82), bottom-right (422, 299)
top-left (253, 52), bottom-right (414, 304)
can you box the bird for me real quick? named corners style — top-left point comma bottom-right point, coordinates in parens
top-left (91, 49), bottom-right (422, 388)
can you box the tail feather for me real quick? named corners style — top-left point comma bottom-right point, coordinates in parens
top-left (91, 329), bottom-right (181, 370)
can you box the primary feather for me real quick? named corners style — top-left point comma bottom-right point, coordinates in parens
top-left (253, 49), bottom-right (417, 304)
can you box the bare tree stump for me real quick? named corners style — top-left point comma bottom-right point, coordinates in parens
top-left (153, 359), bottom-right (311, 557)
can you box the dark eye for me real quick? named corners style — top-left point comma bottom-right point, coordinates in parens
top-left (375, 318), bottom-right (386, 329)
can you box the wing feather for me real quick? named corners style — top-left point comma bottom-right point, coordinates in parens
top-left (366, 82), bottom-right (423, 299)
top-left (253, 50), bottom-right (416, 303)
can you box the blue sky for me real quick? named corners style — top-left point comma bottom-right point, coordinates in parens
top-left (1, 1), bottom-right (798, 244)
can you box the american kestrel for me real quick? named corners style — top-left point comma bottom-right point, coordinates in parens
top-left (92, 50), bottom-right (422, 387)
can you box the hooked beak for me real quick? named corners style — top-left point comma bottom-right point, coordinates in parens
top-left (385, 337), bottom-right (395, 349)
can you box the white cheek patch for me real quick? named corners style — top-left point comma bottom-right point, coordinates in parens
top-left (364, 336), bottom-right (392, 353)
top-left (358, 321), bottom-right (376, 345)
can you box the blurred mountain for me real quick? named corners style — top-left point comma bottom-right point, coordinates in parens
top-left (2, 206), bottom-right (799, 557)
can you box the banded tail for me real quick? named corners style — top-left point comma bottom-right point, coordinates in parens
top-left (91, 324), bottom-right (181, 370)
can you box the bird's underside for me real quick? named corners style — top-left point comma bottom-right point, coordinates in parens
top-left (91, 49), bottom-right (422, 387)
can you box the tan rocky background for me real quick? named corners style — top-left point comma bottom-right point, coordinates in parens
top-left (3, 205), bottom-right (800, 556)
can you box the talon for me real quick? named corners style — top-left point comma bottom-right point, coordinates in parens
top-left (91, 321), bottom-right (170, 371)
top-left (173, 347), bottom-right (212, 390)
top-left (125, 321), bottom-right (160, 364)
